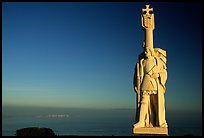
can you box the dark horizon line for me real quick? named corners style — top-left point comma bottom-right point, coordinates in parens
top-left (2, 104), bottom-right (136, 110)
top-left (2, 104), bottom-right (202, 113)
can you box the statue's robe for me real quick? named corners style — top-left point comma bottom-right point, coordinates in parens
top-left (154, 48), bottom-right (168, 127)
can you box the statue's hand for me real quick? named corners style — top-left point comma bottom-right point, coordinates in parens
top-left (151, 73), bottom-right (159, 78)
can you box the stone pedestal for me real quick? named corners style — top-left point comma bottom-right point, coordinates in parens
top-left (133, 127), bottom-right (168, 136)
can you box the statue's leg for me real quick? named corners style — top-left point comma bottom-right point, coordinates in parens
top-left (150, 94), bottom-right (158, 126)
top-left (134, 94), bottom-right (149, 128)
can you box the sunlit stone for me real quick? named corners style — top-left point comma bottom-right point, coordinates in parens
top-left (133, 4), bottom-right (168, 136)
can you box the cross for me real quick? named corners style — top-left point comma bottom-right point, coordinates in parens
top-left (142, 5), bottom-right (153, 15)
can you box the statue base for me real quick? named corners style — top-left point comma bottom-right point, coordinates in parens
top-left (133, 127), bottom-right (168, 136)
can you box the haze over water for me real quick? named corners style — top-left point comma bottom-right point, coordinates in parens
top-left (2, 106), bottom-right (202, 136)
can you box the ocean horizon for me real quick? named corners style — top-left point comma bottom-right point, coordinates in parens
top-left (2, 106), bottom-right (202, 136)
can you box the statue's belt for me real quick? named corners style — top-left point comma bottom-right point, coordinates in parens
top-left (142, 90), bottom-right (157, 95)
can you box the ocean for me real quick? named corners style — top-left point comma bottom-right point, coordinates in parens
top-left (2, 106), bottom-right (202, 136)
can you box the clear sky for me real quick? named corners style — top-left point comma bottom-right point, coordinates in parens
top-left (2, 2), bottom-right (202, 112)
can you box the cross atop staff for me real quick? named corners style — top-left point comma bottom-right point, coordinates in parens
top-left (142, 5), bottom-right (153, 15)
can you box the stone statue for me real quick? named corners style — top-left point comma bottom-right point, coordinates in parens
top-left (133, 5), bottom-right (168, 135)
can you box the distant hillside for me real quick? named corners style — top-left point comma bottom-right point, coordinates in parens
top-left (15, 127), bottom-right (56, 136)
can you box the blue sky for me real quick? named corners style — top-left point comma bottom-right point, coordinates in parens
top-left (2, 2), bottom-right (202, 112)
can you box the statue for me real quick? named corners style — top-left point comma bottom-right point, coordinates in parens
top-left (133, 5), bottom-right (168, 135)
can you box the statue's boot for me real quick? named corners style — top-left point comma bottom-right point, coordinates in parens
top-left (160, 122), bottom-right (168, 128)
top-left (134, 121), bottom-right (145, 128)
